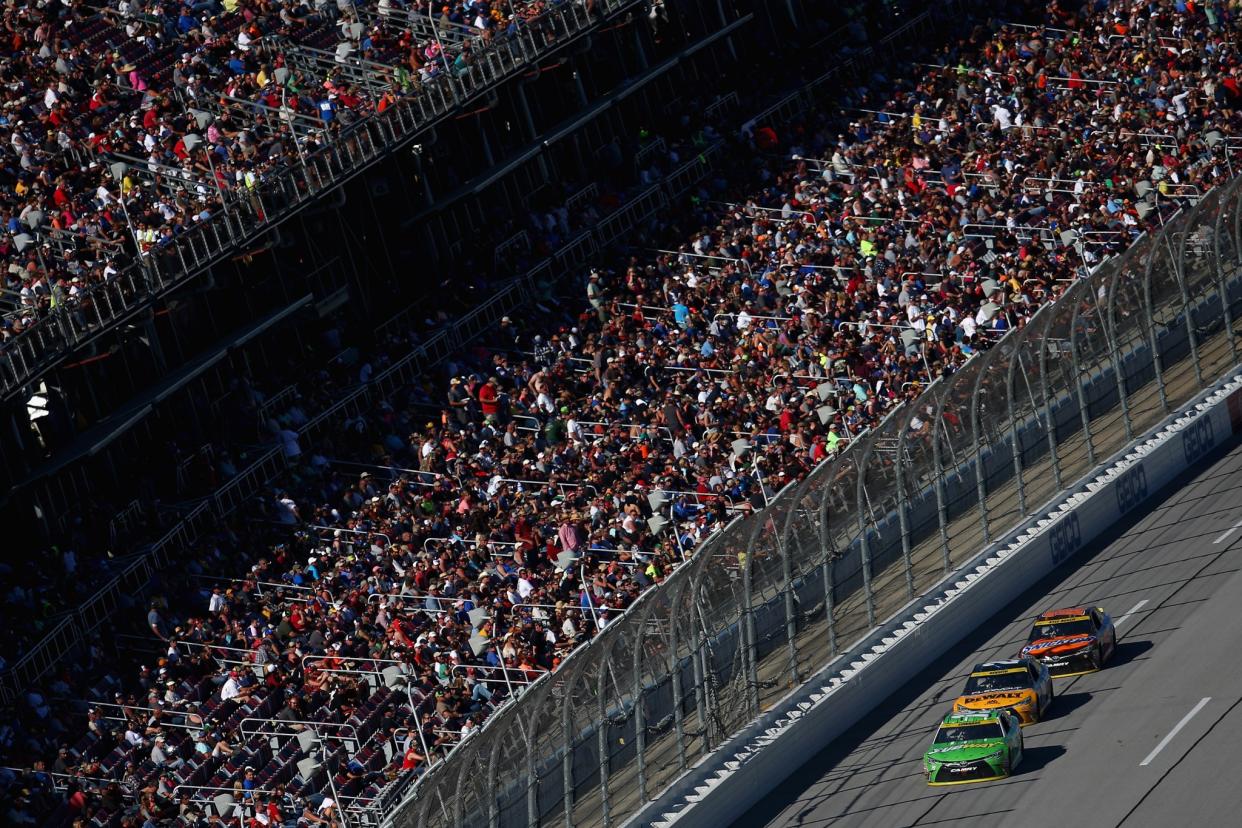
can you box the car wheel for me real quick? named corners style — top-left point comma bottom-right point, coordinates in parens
top-left (1003, 753), bottom-right (1012, 776)
top-left (1094, 643), bottom-right (1103, 669)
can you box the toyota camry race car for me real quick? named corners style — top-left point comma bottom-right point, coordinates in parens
top-left (923, 710), bottom-right (1024, 785)
top-left (951, 658), bottom-right (1053, 725)
top-left (1021, 606), bottom-right (1116, 677)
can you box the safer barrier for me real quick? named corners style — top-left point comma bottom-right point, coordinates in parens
top-left (383, 165), bottom-right (1242, 828)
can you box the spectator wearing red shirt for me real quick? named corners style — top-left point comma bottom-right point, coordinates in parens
top-left (478, 376), bottom-right (500, 423)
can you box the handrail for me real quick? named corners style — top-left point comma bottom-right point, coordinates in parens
top-left (713, 312), bottom-right (792, 326)
top-left (649, 247), bottom-right (754, 277)
top-left (490, 477), bottom-right (599, 497)
top-left (424, 536), bottom-right (521, 556)
top-left (240, 716), bottom-right (359, 746)
top-left (307, 524), bottom-right (393, 548)
top-left (449, 663), bottom-right (547, 684)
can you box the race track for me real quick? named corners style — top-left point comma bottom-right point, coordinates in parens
top-left (736, 439), bottom-right (1242, 828)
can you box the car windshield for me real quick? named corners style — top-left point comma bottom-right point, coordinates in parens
top-left (933, 722), bottom-right (1003, 744)
top-left (1029, 618), bottom-right (1092, 640)
top-left (963, 671), bottom-right (1028, 694)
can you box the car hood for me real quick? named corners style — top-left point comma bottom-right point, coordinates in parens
top-left (954, 690), bottom-right (1035, 710)
top-left (1021, 634), bottom-right (1095, 658)
top-left (924, 740), bottom-right (1006, 763)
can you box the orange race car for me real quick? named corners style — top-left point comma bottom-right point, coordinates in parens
top-left (1020, 606), bottom-right (1116, 678)
top-left (951, 657), bottom-right (1053, 726)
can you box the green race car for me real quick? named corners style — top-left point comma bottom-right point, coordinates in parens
top-left (923, 710), bottom-right (1024, 785)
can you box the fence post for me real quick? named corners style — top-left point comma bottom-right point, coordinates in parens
top-left (929, 405), bottom-right (952, 573)
top-left (1036, 326), bottom-right (1064, 492)
top-left (597, 661), bottom-right (612, 827)
top-left (740, 544), bottom-right (761, 718)
top-left (854, 454), bottom-right (877, 630)
top-left (632, 625), bottom-right (648, 805)
top-left (1213, 183), bottom-right (1241, 368)
top-left (779, 531), bottom-right (799, 685)
top-left (1166, 229), bottom-right (1205, 392)
top-left (1140, 244), bottom-right (1172, 416)
top-left (667, 584), bottom-right (688, 774)
top-left (969, 360), bottom-right (991, 546)
top-left (561, 689), bottom-right (574, 828)
top-left (893, 420), bottom-right (916, 600)
top-left (1067, 292), bottom-right (1098, 470)
top-left (689, 616), bottom-right (710, 749)
top-left (1102, 269), bottom-right (1136, 444)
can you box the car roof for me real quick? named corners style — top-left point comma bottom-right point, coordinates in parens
top-left (941, 710), bottom-right (1005, 726)
top-left (971, 659), bottom-right (1028, 675)
top-left (1036, 606), bottom-right (1090, 620)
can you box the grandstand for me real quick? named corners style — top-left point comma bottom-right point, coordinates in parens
top-left (4, 0), bottom-right (1241, 825)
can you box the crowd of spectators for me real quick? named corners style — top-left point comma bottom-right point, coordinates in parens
top-left (0, 0), bottom-right (606, 351)
top-left (6, 0), bottom-right (1242, 825)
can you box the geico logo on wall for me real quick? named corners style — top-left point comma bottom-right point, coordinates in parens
top-left (1114, 464), bottom-right (1149, 515)
top-left (1182, 416), bottom-right (1216, 465)
top-left (1050, 512), bottom-right (1082, 565)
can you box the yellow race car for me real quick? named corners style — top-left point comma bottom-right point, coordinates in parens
top-left (951, 658), bottom-right (1054, 726)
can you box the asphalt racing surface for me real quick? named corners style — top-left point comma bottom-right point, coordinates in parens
top-left (735, 439), bottom-right (1242, 828)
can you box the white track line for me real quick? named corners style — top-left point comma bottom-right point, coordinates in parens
top-left (1140, 697), bottom-right (1211, 766)
top-left (1212, 519), bottom-right (1242, 544)
top-left (1115, 599), bottom-right (1148, 629)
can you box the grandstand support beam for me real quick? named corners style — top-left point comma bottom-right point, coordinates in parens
top-left (631, 23), bottom-right (648, 71)
top-left (783, 0), bottom-right (798, 29)
top-left (142, 315), bottom-right (167, 378)
top-left (513, 81), bottom-right (538, 144)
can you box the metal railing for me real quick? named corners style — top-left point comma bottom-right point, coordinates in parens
top-left (0, 0), bottom-right (647, 403)
top-left (382, 171), bottom-right (1242, 828)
